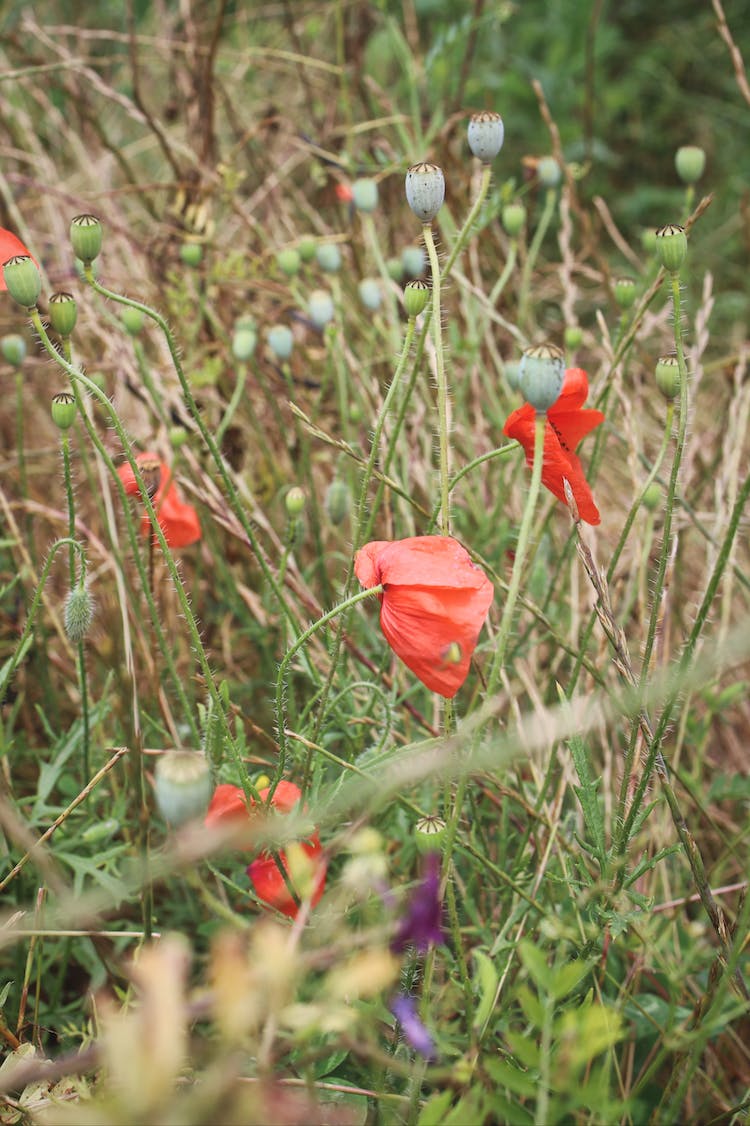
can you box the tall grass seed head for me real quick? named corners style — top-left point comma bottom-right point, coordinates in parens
top-left (352, 178), bottom-right (379, 212)
top-left (655, 224), bottom-right (687, 273)
top-left (51, 391), bottom-right (77, 430)
top-left (1, 334), bottom-right (26, 366)
top-left (401, 244), bottom-right (426, 278)
top-left (3, 256), bottom-right (42, 308)
top-left (276, 247), bottom-right (301, 276)
top-left (308, 289), bottom-right (335, 329)
top-left (315, 243), bottom-right (342, 273)
top-left (405, 162), bottom-right (445, 223)
top-left (121, 306), bottom-right (146, 336)
top-left (655, 355), bottom-right (680, 400)
top-left (267, 324), bottom-right (293, 360)
top-left (614, 277), bottom-right (637, 309)
top-left (70, 214), bottom-right (103, 264)
top-left (358, 277), bottom-right (382, 311)
top-left (467, 111), bottom-right (505, 162)
top-left (537, 156), bottom-right (561, 188)
top-left (64, 584), bottom-right (94, 643)
top-left (502, 202), bottom-right (526, 237)
top-left (154, 750), bottom-right (213, 827)
top-left (179, 242), bottom-right (203, 268)
top-left (404, 278), bottom-right (429, 318)
top-left (518, 343), bottom-right (565, 411)
top-left (675, 144), bottom-right (706, 184)
top-left (49, 291), bottom-right (77, 336)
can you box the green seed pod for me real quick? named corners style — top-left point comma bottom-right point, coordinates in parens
top-left (350, 401), bottom-right (363, 423)
top-left (70, 214), bottom-right (103, 264)
top-left (655, 355), bottom-right (680, 400)
top-left (3, 256), bottom-right (42, 308)
top-left (179, 242), bottom-right (203, 268)
top-left (564, 324), bottom-right (583, 350)
top-left (405, 161), bottom-right (445, 223)
top-left (537, 156), bottom-right (561, 188)
top-left (154, 750), bottom-right (213, 827)
top-left (298, 237), bottom-right (317, 262)
top-left (404, 278), bottom-right (430, 318)
top-left (316, 243), bottom-right (342, 273)
top-left (502, 203), bottom-right (526, 237)
top-left (49, 291), bottom-right (77, 337)
top-left (467, 111), bottom-right (505, 163)
top-left (64, 584), bottom-right (94, 643)
top-left (276, 247), bottom-right (301, 276)
top-left (358, 277), bottom-right (382, 311)
top-left (308, 289), bottom-right (335, 329)
top-left (1, 334), bottom-right (27, 366)
top-left (415, 815), bottom-right (447, 854)
top-left (285, 486), bottom-right (306, 517)
top-left (386, 256), bottom-right (404, 282)
top-left (325, 478), bottom-right (350, 525)
top-left (169, 425), bottom-right (189, 449)
top-left (232, 326), bottom-right (257, 361)
top-left (121, 306), bottom-right (146, 336)
top-left (642, 483), bottom-right (663, 512)
top-left (655, 224), bottom-right (687, 273)
top-left (267, 324), bottom-right (293, 360)
top-left (518, 342), bottom-right (565, 412)
top-left (675, 145), bottom-right (706, 185)
top-left (352, 178), bottom-right (379, 213)
top-left (401, 244), bottom-right (426, 278)
top-left (614, 277), bottom-right (637, 309)
top-left (51, 391), bottom-right (77, 430)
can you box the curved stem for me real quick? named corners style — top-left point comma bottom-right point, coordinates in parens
top-left (422, 224), bottom-right (450, 534)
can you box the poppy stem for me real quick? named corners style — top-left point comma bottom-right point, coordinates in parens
top-left (422, 223), bottom-right (451, 535)
top-left (518, 187), bottom-right (558, 334)
top-left (59, 426), bottom-right (91, 782)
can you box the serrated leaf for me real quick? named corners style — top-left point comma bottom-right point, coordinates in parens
top-left (485, 1057), bottom-right (539, 1100)
top-left (518, 940), bottom-right (553, 992)
top-left (505, 1029), bottom-right (541, 1070)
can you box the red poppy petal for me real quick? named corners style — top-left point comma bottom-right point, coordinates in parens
top-left (376, 536), bottom-right (491, 591)
top-left (354, 541), bottom-right (389, 588)
top-left (503, 402), bottom-right (535, 444)
top-left (153, 484), bottom-right (201, 547)
top-left (553, 366), bottom-right (590, 411)
top-left (556, 450), bottom-right (601, 525)
top-left (549, 408), bottom-right (605, 451)
top-left (247, 838), bottom-right (327, 917)
top-left (257, 780), bottom-right (302, 813)
top-left (205, 783), bottom-right (251, 828)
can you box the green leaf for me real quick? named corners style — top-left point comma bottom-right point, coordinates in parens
top-left (471, 947), bottom-right (499, 1033)
top-left (518, 940), bottom-right (553, 992)
top-left (485, 1057), bottom-right (539, 1100)
top-left (417, 1090), bottom-right (454, 1125)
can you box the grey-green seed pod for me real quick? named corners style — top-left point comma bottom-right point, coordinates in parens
top-left (518, 343), bottom-right (565, 412)
top-left (49, 292), bottom-right (77, 337)
top-left (316, 243), bottom-right (342, 273)
top-left (614, 277), bottom-right (637, 309)
top-left (267, 324), bottom-right (293, 360)
top-left (70, 214), bottom-right (103, 264)
top-left (358, 278), bottom-right (382, 311)
top-left (3, 256), bottom-right (42, 308)
top-left (51, 391), bottom-right (77, 430)
top-left (537, 156), bottom-right (561, 188)
top-left (308, 289), bottom-right (335, 329)
top-left (1, 334), bottom-right (27, 366)
top-left (179, 242), bottom-right (203, 268)
top-left (467, 111), bottom-right (505, 163)
top-left (64, 585), bottom-right (94, 643)
top-left (387, 256), bottom-right (404, 282)
top-left (285, 486), bottom-right (306, 516)
top-left (154, 750), bottom-right (213, 827)
top-left (404, 278), bottom-right (430, 318)
top-left (276, 247), bottom-right (301, 276)
top-left (502, 203), bottom-right (526, 237)
top-left (352, 178), bottom-right (379, 213)
top-left (405, 162), bottom-right (445, 223)
top-left (232, 326), bottom-right (257, 361)
top-left (675, 145), bottom-right (706, 185)
top-left (655, 355), bottom-right (680, 400)
top-left (655, 224), bottom-right (688, 273)
top-left (325, 478), bottom-right (350, 525)
top-left (415, 814), bottom-right (447, 854)
top-left (121, 306), bottom-right (145, 336)
top-left (401, 245), bottom-right (426, 278)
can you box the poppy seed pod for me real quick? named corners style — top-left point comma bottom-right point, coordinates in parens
top-left (285, 486), bottom-right (306, 517)
top-left (537, 156), bottom-right (561, 188)
top-left (405, 162), bottom-right (445, 224)
top-left (64, 585), bottom-right (94, 643)
top-left (154, 750), bottom-right (213, 827)
top-left (502, 203), bottom-right (526, 237)
top-left (298, 237), bottom-right (316, 262)
top-left (51, 391), bottom-right (77, 430)
top-left (642, 483), bottom-right (663, 512)
top-left (655, 224), bottom-right (688, 273)
top-left (655, 356), bottom-right (680, 400)
top-left (352, 178), bottom-right (379, 213)
top-left (675, 145), bottom-right (706, 185)
top-left (308, 289), bottom-right (335, 329)
top-left (276, 247), bottom-right (301, 276)
top-left (179, 242), bottom-right (203, 267)
top-left (358, 278), bottom-right (382, 311)
top-left (614, 277), bottom-right (637, 309)
top-left (467, 111), bottom-right (505, 163)
top-left (518, 343), bottom-right (565, 412)
top-left (563, 325), bottom-right (583, 350)
top-left (121, 306), bottom-right (145, 336)
top-left (325, 478), bottom-right (350, 525)
top-left (49, 292), bottom-right (77, 337)
top-left (232, 325), bottom-right (257, 361)
top-left (315, 243), bottom-right (342, 273)
top-left (401, 245), bottom-right (426, 278)
top-left (2, 334), bottom-right (27, 366)
top-left (404, 279), bottom-right (430, 318)
top-left (70, 214), bottom-right (103, 264)
top-left (3, 256), bottom-right (42, 308)
top-left (415, 815), bottom-right (447, 854)
top-left (267, 324), bottom-right (293, 360)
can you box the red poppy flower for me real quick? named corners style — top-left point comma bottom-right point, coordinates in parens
top-left (205, 780), bottom-right (327, 919)
top-left (503, 366), bottom-right (605, 525)
top-left (334, 182), bottom-right (354, 203)
top-left (116, 452), bottom-right (201, 548)
top-left (354, 536), bottom-right (494, 699)
top-left (0, 228), bottom-right (34, 289)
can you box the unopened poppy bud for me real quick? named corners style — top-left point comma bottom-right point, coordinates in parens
top-left (518, 343), bottom-right (565, 412)
top-left (401, 245), bottom-right (426, 278)
top-left (614, 277), bottom-right (637, 309)
top-left (642, 483), bottom-right (663, 511)
top-left (405, 162), bottom-right (445, 223)
top-left (308, 289), bottom-right (335, 329)
top-left (325, 478), bottom-right (350, 525)
top-left (502, 203), bottom-right (526, 237)
top-left (232, 325), bottom-right (257, 361)
top-left (154, 750), bottom-right (213, 827)
top-left (316, 243), bottom-right (342, 273)
top-left (675, 145), bottom-right (706, 184)
top-left (3, 256), bottom-right (42, 308)
top-left (51, 391), bottom-right (77, 430)
top-left (415, 815), bottom-right (447, 854)
top-left (169, 426), bottom-right (189, 449)
top-left (350, 401), bottom-right (363, 423)
top-left (121, 306), bottom-right (145, 335)
top-left (655, 355), bottom-right (680, 400)
top-left (655, 224), bottom-right (687, 273)
top-left (358, 278), bottom-right (382, 311)
top-left (537, 156), bottom-right (561, 188)
top-left (298, 237), bottom-right (316, 262)
top-left (285, 486), bottom-right (306, 516)
top-left (70, 214), bottom-right (103, 264)
top-left (64, 584), bottom-right (94, 643)
top-left (49, 292), bottom-right (77, 336)
top-left (2, 334), bottom-right (26, 366)
top-left (564, 325), bottom-right (583, 350)
top-left (404, 278), bottom-right (430, 318)
top-left (267, 324), bottom-right (293, 360)
top-left (467, 111), bottom-right (504, 163)
top-left (179, 242), bottom-right (203, 268)
top-left (276, 247), bottom-right (301, 276)
top-left (352, 178), bottom-right (379, 213)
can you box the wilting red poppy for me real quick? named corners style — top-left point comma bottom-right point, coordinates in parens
top-left (116, 452), bottom-right (201, 548)
top-left (205, 780), bottom-right (327, 919)
top-left (354, 536), bottom-right (494, 698)
top-left (503, 366), bottom-right (605, 525)
top-left (0, 228), bottom-right (34, 289)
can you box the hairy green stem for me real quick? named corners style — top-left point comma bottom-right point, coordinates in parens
top-left (422, 223), bottom-right (451, 534)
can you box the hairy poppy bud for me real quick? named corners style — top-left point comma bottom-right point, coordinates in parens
top-left (358, 278), bottom-right (382, 311)
top-left (564, 325), bottom-right (583, 350)
top-left (3, 256), bottom-right (42, 308)
top-left (352, 178), bottom-right (379, 213)
top-left (467, 111), bottom-right (504, 163)
top-left (518, 343), bottom-right (565, 412)
top-left (267, 324), bottom-right (293, 360)
top-left (655, 224), bottom-right (687, 273)
top-left (276, 247), bottom-right (301, 276)
top-left (154, 750), bottom-right (213, 827)
top-left (308, 289), bottom-right (335, 329)
top-left (51, 391), bottom-right (77, 430)
top-left (70, 214), bottom-right (103, 264)
top-left (325, 478), bottom-right (350, 525)
top-left (405, 162), bottom-right (445, 223)
top-left (675, 145), bottom-right (706, 185)
top-left (316, 243), bottom-right (342, 273)
top-left (642, 483), bottom-right (662, 511)
top-left (404, 278), bottom-right (430, 318)
top-left (2, 334), bottom-right (26, 366)
top-left (502, 203), bottom-right (526, 237)
top-left (169, 426), bottom-right (189, 449)
top-left (537, 156), bottom-right (561, 188)
top-left (655, 355), bottom-right (680, 400)
top-left (614, 277), bottom-right (637, 309)
top-left (121, 306), bottom-right (145, 336)
top-left (285, 486), bottom-right (306, 517)
top-left (401, 245), bottom-right (426, 278)
top-left (415, 815), bottom-right (447, 854)
top-left (64, 585), bottom-right (94, 643)
top-left (49, 292), bottom-right (77, 336)
top-left (179, 242), bottom-right (203, 267)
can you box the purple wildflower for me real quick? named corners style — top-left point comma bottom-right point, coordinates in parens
top-left (391, 994), bottom-right (436, 1060)
top-left (391, 852), bottom-right (446, 954)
